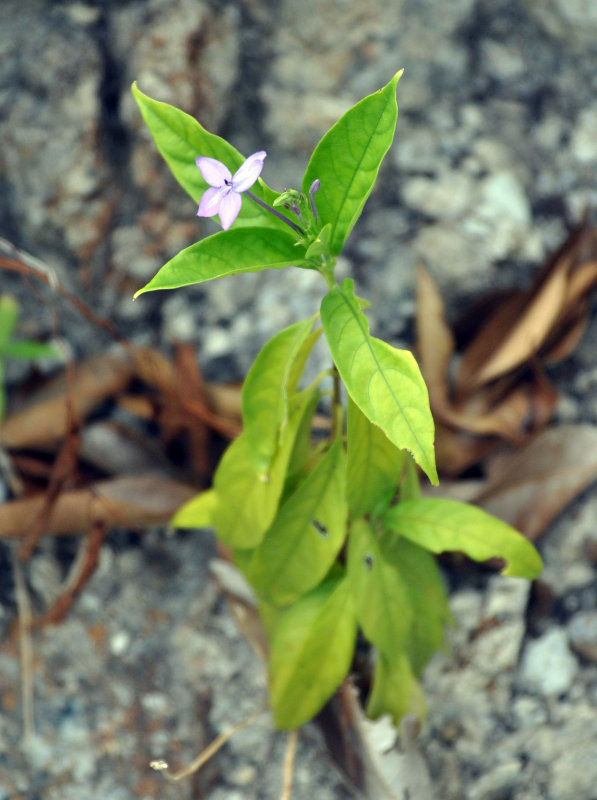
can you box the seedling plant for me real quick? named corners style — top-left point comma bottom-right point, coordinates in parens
top-left (132, 72), bottom-right (542, 730)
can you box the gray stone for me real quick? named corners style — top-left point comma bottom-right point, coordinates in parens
top-left (568, 610), bottom-right (597, 662)
top-left (519, 628), bottom-right (578, 696)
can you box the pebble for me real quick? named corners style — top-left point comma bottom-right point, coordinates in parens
top-left (519, 628), bottom-right (578, 696)
top-left (568, 610), bottom-right (597, 662)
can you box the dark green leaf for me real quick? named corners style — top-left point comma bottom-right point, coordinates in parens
top-left (134, 228), bottom-right (307, 296)
top-left (132, 83), bottom-right (290, 231)
top-left (302, 72), bottom-right (402, 255)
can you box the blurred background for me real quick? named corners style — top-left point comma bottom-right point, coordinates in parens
top-left (2, 0), bottom-right (596, 378)
top-left (1, 1), bottom-right (597, 799)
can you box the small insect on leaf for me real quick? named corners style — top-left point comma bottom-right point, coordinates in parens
top-left (311, 518), bottom-right (329, 538)
top-left (364, 553), bottom-right (375, 571)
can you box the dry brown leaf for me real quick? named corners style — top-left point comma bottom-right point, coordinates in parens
top-left (472, 425), bottom-right (597, 541)
top-left (456, 220), bottom-right (594, 392)
top-left (416, 262), bottom-right (455, 410)
top-left (0, 352), bottom-right (133, 449)
top-left (0, 475), bottom-right (196, 539)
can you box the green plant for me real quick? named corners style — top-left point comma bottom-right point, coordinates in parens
top-left (0, 295), bottom-right (58, 421)
top-left (132, 73), bottom-right (542, 730)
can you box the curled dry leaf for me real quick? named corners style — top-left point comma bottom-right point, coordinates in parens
top-left (0, 352), bottom-right (133, 449)
top-left (473, 425), bottom-right (597, 541)
top-left (416, 220), bottom-right (597, 475)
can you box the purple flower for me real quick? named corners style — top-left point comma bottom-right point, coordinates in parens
top-left (195, 151), bottom-right (267, 230)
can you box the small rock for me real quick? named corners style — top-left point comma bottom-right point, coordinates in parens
top-left (568, 610), bottom-right (597, 662)
top-left (570, 108), bottom-right (597, 163)
top-left (402, 170), bottom-right (474, 219)
top-left (519, 628), bottom-right (578, 696)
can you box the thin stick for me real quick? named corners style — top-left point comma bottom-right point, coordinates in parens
top-left (11, 546), bottom-right (35, 750)
top-left (151, 705), bottom-right (265, 782)
top-left (280, 729), bottom-right (298, 800)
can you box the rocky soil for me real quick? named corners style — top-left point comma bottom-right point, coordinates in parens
top-left (1, 0), bottom-right (597, 798)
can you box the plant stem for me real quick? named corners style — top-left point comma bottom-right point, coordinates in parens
top-left (245, 191), bottom-right (304, 235)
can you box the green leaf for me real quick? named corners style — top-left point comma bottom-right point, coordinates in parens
top-left (269, 573), bottom-right (357, 730)
top-left (134, 228), bottom-right (307, 296)
top-left (379, 533), bottom-right (450, 674)
top-left (302, 71), bottom-right (402, 256)
top-left (383, 498), bottom-right (543, 579)
top-left (171, 488), bottom-right (218, 529)
top-left (0, 296), bottom-right (18, 347)
top-left (346, 396), bottom-right (404, 518)
top-left (321, 278), bottom-right (438, 485)
top-left (0, 360), bottom-right (5, 421)
top-left (399, 453), bottom-right (421, 501)
top-left (347, 518), bottom-right (413, 660)
top-left (242, 316), bottom-right (318, 473)
top-left (1, 341), bottom-right (59, 360)
top-left (212, 387), bottom-right (317, 548)
top-left (131, 83), bottom-right (289, 231)
top-left (366, 652), bottom-right (426, 727)
top-left (248, 435), bottom-right (347, 607)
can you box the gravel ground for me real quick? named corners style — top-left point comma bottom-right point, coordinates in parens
top-left (1, 0), bottom-right (597, 797)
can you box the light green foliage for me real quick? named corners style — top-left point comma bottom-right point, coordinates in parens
top-left (346, 396), bottom-right (405, 518)
top-left (322, 278), bottom-right (438, 485)
top-left (348, 518), bottom-right (413, 658)
top-left (134, 73), bottom-right (543, 733)
top-left (242, 316), bottom-right (319, 474)
top-left (367, 652), bottom-right (427, 726)
top-left (248, 434), bottom-right (347, 607)
top-left (383, 498), bottom-right (543, 579)
top-left (302, 70), bottom-right (402, 255)
top-left (0, 295), bottom-right (58, 420)
top-left (269, 573), bottom-right (357, 730)
top-left (211, 388), bottom-right (319, 548)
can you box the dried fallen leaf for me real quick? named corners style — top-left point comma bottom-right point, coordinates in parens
top-left (0, 475), bottom-right (196, 539)
top-left (473, 425), bottom-right (597, 541)
top-left (0, 352), bottom-right (133, 449)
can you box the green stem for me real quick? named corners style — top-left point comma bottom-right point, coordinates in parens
top-left (245, 191), bottom-right (304, 235)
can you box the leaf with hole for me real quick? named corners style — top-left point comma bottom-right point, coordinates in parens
top-left (249, 435), bottom-right (347, 607)
top-left (383, 498), bottom-right (543, 578)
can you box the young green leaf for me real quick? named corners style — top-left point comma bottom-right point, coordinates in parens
top-left (302, 71), bottom-right (402, 256)
top-left (134, 228), bottom-right (307, 296)
top-left (1, 341), bottom-right (59, 360)
top-left (248, 435), bottom-right (347, 607)
top-left (347, 517), bottom-right (413, 661)
top-left (399, 453), bottom-right (421, 502)
top-left (346, 396), bottom-right (404, 518)
top-left (379, 533), bottom-right (450, 674)
top-left (171, 488), bottom-right (218, 530)
top-left (269, 573), bottom-right (357, 730)
top-left (211, 388), bottom-right (317, 548)
top-left (131, 83), bottom-right (288, 231)
top-left (366, 652), bottom-right (426, 727)
top-left (383, 498), bottom-right (543, 579)
top-left (242, 316), bottom-right (318, 473)
top-left (321, 278), bottom-right (438, 485)
top-left (0, 296), bottom-right (19, 347)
